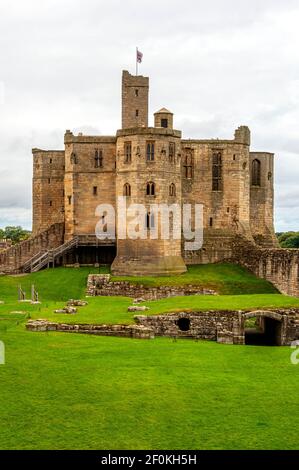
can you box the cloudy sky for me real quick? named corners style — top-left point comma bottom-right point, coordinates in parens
top-left (0, 0), bottom-right (299, 231)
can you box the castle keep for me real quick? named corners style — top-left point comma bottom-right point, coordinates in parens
top-left (3, 69), bottom-right (293, 287)
top-left (28, 70), bottom-right (278, 275)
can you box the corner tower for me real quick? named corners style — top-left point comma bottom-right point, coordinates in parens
top-left (112, 73), bottom-right (186, 276)
top-left (122, 70), bottom-right (149, 129)
top-left (249, 152), bottom-right (278, 247)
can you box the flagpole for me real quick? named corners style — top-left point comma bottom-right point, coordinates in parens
top-left (136, 47), bottom-right (138, 76)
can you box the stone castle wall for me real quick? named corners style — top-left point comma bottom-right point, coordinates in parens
top-left (18, 69), bottom-right (282, 278)
top-left (32, 149), bottom-right (65, 235)
top-left (64, 132), bottom-right (116, 241)
top-left (249, 152), bottom-right (278, 247)
top-left (0, 223), bottom-right (64, 274)
top-left (181, 131), bottom-right (252, 242)
top-left (232, 239), bottom-right (299, 297)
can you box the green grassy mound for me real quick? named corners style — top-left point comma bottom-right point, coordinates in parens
top-left (111, 263), bottom-right (278, 294)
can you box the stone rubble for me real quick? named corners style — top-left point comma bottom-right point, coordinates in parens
top-left (128, 305), bottom-right (150, 312)
top-left (67, 299), bottom-right (88, 307)
top-left (54, 306), bottom-right (77, 314)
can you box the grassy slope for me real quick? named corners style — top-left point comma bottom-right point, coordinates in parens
top-left (0, 264), bottom-right (278, 300)
top-left (0, 266), bottom-right (298, 325)
top-left (111, 263), bottom-right (278, 294)
top-left (0, 325), bottom-right (298, 450)
top-left (0, 267), bottom-right (99, 301)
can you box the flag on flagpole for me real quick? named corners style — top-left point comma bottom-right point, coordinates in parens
top-left (136, 49), bottom-right (143, 63)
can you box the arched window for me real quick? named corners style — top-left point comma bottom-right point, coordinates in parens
top-left (123, 183), bottom-right (131, 197)
top-left (252, 159), bottom-right (261, 186)
top-left (95, 149), bottom-right (103, 168)
top-left (146, 212), bottom-right (155, 229)
top-left (146, 182), bottom-right (155, 196)
top-left (124, 142), bottom-right (132, 163)
top-left (146, 142), bottom-right (155, 161)
top-left (169, 183), bottom-right (176, 197)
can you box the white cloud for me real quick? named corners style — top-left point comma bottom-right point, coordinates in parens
top-left (0, 0), bottom-right (299, 231)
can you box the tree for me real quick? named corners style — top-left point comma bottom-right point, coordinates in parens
top-left (277, 231), bottom-right (299, 248)
top-left (0, 226), bottom-right (31, 244)
top-left (280, 234), bottom-right (299, 248)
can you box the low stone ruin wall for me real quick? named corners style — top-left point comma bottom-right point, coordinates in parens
top-left (135, 311), bottom-right (239, 343)
top-left (135, 309), bottom-right (299, 345)
top-left (27, 309), bottom-right (299, 346)
top-left (26, 320), bottom-right (154, 339)
top-left (87, 274), bottom-right (216, 300)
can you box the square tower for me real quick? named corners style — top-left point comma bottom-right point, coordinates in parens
top-left (122, 70), bottom-right (149, 129)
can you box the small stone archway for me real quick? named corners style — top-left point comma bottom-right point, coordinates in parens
top-left (176, 317), bottom-right (191, 332)
top-left (241, 311), bottom-right (285, 346)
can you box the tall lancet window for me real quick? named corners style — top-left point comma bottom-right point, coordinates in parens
top-left (95, 149), bottom-right (103, 168)
top-left (212, 151), bottom-right (222, 191)
top-left (252, 159), bottom-right (261, 186)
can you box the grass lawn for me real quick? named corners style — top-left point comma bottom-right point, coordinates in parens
top-left (0, 265), bottom-right (298, 449)
top-left (0, 324), bottom-right (298, 450)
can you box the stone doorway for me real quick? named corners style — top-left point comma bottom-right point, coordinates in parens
top-left (244, 314), bottom-right (283, 346)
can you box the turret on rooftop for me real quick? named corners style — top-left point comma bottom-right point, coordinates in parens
top-left (154, 108), bottom-right (174, 129)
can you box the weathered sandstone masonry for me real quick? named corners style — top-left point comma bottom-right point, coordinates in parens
top-left (232, 239), bottom-right (299, 297)
top-left (87, 274), bottom-right (216, 300)
top-left (5, 68), bottom-right (276, 278)
top-left (135, 309), bottom-right (299, 345)
top-left (0, 223), bottom-right (64, 274)
top-left (26, 308), bottom-right (299, 346)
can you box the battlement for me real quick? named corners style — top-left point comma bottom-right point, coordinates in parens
top-left (250, 151), bottom-right (274, 157)
top-left (32, 148), bottom-right (64, 154)
top-left (64, 131), bottom-right (116, 144)
top-left (234, 126), bottom-right (251, 146)
top-left (116, 127), bottom-right (181, 138)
